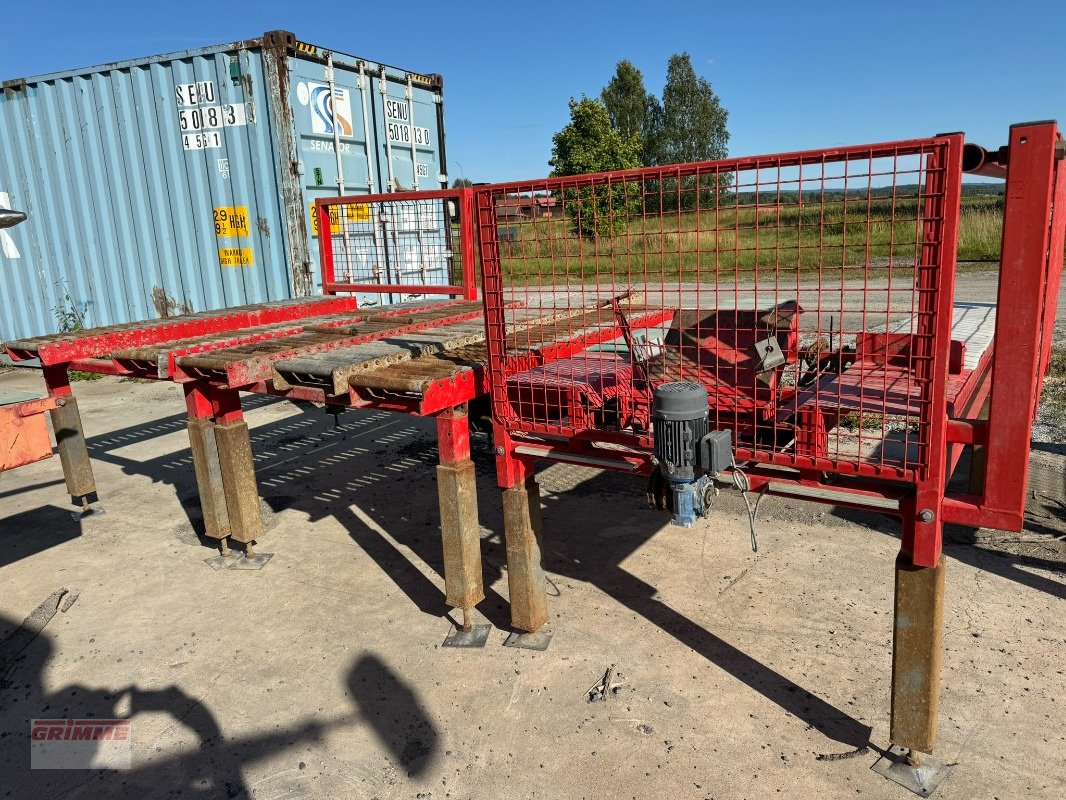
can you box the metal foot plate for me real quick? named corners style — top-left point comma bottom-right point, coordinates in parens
top-left (204, 552), bottom-right (240, 570)
top-left (204, 552), bottom-right (274, 571)
top-left (502, 627), bottom-right (553, 651)
top-left (228, 552), bottom-right (273, 570)
top-left (443, 624), bottom-right (492, 648)
top-left (70, 506), bottom-right (105, 522)
top-left (871, 746), bottom-right (955, 797)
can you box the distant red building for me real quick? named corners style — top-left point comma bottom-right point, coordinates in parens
top-left (495, 193), bottom-right (560, 221)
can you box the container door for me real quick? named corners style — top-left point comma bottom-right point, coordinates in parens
top-left (288, 55), bottom-right (378, 299)
top-left (367, 69), bottom-right (450, 303)
top-left (163, 49), bottom-right (295, 313)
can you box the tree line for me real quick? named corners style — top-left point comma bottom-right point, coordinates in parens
top-left (550, 54), bottom-right (730, 238)
top-left (452, 53), bottom-right (731, 240)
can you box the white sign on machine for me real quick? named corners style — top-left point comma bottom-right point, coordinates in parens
top-left (175, 80), bottom-right (249, 150)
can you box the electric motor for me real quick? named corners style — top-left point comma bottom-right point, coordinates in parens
top-left (652, 382), bottom-right (709, 481)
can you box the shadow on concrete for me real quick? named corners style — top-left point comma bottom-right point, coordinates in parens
top-left (27, 394), bottom-right (873, 747)
top-left (0, 477), bottom-right (65, 502)
top-left (0, 612), bottom-right (437, 798)
top-left (0, 505), bottom-right (86, 569)
top-left (75, 400), bottom-right (515, 630)
top-left (829, 446), bottom-right (1065, 601)
top-left (524, 465), bottom-right (874, 750)
top-left (347, 654), bottom-right (438, 778)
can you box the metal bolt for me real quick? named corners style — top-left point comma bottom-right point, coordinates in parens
top-left (495, 447), bottom-right (504, 455)
top-left (56, 397), bottom-right (67, 407)
top-left (918, 508), bottom-right (935, 523)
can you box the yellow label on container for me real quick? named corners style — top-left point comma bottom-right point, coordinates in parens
top-left (214, 206), bottom-right (250, 237)
top-left (218, 247), bottom-right (254, 267)
top-left (309, 203), bottom-right (371, 235)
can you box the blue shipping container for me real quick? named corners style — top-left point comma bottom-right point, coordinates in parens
top-left (0, 30), bottom-right (449, 341)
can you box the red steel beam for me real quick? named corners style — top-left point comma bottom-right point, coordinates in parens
top-left (5, 296), bottom-right (362, 365)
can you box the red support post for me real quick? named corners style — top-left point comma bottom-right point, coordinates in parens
top-left (491, 424), bottom-right (530, 490)
top-left (980, 122), bottom-right (1063, 528)
top-left (183, 381), bottom-right (215, 420)
top-left (435, 404), bottom-right (487, 641)
top-left (318, 197), bottom-right (337, 296)
top-left (183, 381), bottom-right (230, 542)
top-left (458, 188), bottom-right (478, 301)
top-left (908, 133), bottom-right (964, 568)
top-left (209, 386), bottom-right (245, 425)
top-left (436, 407), bottom-right (472, 465)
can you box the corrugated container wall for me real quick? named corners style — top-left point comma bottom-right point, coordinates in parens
top-left (0, 30), bottom-right (447, 341)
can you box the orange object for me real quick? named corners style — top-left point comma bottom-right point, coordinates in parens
top-left (0, 397), bottom-right (56, 472)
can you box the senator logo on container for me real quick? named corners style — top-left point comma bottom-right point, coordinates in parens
top-left (297, 81), bottom-right (353, 137)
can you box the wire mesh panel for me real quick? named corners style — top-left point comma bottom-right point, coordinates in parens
top-left (478, 137), bottom-right (963, 482)
top-left (318, 189), bottom-right (476, 305)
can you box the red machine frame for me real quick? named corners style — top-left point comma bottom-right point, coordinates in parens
top-left (478, 123), bottom-right (1065, 569)
top-left (473, 121), bottom-right (1065, 767)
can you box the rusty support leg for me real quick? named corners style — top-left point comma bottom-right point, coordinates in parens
top-left (184, 383), bottom-right (230, 546)
top-left (876, 516), bottom-right (953, 795)
top-left (501, 470), bottom-right (548, 637)
top-left (437, 405), bottom-right (490, 648)
top-left (42, 365), bottom-right (96, 509)
top-left (211, 388), bottom-right (264, 549)
top-left (890, 552), bottom-right (946, 753)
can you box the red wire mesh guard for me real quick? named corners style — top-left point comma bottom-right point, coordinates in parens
top-left (318, 189), bottom-right (477, 303)
top-left (478, 138), bottom-right (963, 482)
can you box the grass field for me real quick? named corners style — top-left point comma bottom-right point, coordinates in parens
top-left (490, 195), bottom-right (1010, 284)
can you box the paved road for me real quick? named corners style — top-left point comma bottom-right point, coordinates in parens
top-left (502, 264), bottom-right (1066, 341)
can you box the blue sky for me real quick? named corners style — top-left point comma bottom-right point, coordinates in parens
top-left (2, 0), bottom-right (1063, 184)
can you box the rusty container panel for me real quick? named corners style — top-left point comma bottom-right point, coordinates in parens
top-left (0, 31), bottom-right (447, 342)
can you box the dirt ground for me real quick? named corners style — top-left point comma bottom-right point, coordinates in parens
top-left (0, 367), bottom-right (1063, 800)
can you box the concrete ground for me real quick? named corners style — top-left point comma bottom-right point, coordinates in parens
top-left (0, 368), bottom-right (1062, 800)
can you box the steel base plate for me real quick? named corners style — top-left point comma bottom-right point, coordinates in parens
top-left (502, 627), bottom-right (553, 651)
top-left (871, 746), bottom-right (955, 797)
top-left (204, 553), bottom-right (238, 570)
top-left (70, 506), bottom-right (105, 522)
top-left (229, 552), bottom-right (274, 570)
top-left (204, 552), bottom-right (274, 571)
top-left (442, 624), bottom-right (492, 648)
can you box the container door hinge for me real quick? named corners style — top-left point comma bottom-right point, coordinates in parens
top-left (433, 95), bottom-right (443, 104)
top-left (1055, 138), bottom-right (1066, 161)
